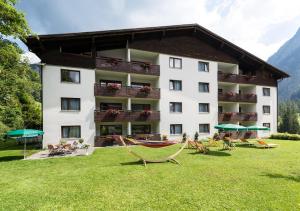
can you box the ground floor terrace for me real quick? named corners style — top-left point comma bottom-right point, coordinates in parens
top-left (0, 139), bottom-right (299, 210)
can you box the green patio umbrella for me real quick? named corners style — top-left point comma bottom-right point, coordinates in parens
top-left (7, 129), bottom-right (44, 159)
top-left (214, 124), bottom-right (247, 131)
top-left (246, 125), bottom-right (270, 131)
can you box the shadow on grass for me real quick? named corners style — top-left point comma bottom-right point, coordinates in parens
top-left (120, 161), bottom-right (144, 166)
top-left (189, 150), bottom-right (231, 156)
top-left (235, 144), bottom-right (257, 149)
top-left (261, 173), bottom-right (300, 182)
top-left (0, 155), bottom-right (24, 162)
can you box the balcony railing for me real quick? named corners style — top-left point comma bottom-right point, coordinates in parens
top-left (218, 71), bottom-right (276, 86)
top-left (94, 110), bottom-right (160, 122)
top-left (94, 84), bottom-right (160, 99)
top-left (218, 112), bottom-right (257, 122)
top-left (95, 56), bottom-right (160, 76)
top-left (218, 92), bottom-right (257, 103)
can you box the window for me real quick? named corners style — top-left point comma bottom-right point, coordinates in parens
top-left (169, 102), bottom-right (182, 112)
top-left (199, 124), bottom-right (210, 133)
top-left (132, 125), bottom-right (151, 135)
top-left (100, 80), bottom-right (122, 87)
top-left (169, 57), bottom-right (182, 69)
top-left (61, 69), bottom-right (80, 83)
top-left (131, 82), bottom-right (151, 88)
top-left (198, 61), bottom-right (209, 72)
top-left (132, 104), bottom-right (151, 111)
top-left (100, 103), bottom-right (122, 111)
top-left (218, 106), bottom-right (223, 113)
top-left (199, 82), bottom-right (209, 92)
top-left (170, 124), bottom-right (182, 135)
top-left (199, 103), bottom-right (209, 113)
top-left (263, 105), bottom-right (271, 114)
top-left (61, 126), bottom-right (81, 138)
top-left (263, 123), bottom-right (271, 128)
top-left (263, 88), bottom-right (270, 96)
top-left (61, 98), bottom-right (80, 111)
top-left (169, 80), bottom-right (182, 91)
top-left (100, 125), bottom-right (122, 136)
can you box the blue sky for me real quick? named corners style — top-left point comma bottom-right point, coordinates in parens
top-left (17, 0), bottom-right (300, 61)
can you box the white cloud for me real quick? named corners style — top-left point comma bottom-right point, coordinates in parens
top-left (21, 52), bottom-right (41, 64)
top-left (125, 0), bottom-right (300, 60)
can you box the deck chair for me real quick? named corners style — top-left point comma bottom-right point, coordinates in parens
top-left (223, 139), bottom-right (235, 150)
top-left (194, 141), bottom-right (209, 154)
top-left (256, 140), bottom-right (278, 148)
top-left (187, 140), bottom-right (197, 149)
top-left (240, 138), bottom-right (254, 145)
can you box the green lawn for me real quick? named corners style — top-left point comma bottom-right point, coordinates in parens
top-left (0, 140), bottom-right (300, 210)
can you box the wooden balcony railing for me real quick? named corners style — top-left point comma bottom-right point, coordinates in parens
top-left (94, 110), bottom-right (160, 122)
top-left (95, 57), bottom-right (160, 76)
top-left (218, 112), bottom-right (257, 122)
top-left (94, 84), bottom-right (160, 99)
top-left (218, 71), bottom-right (276, 86)
top-left (218, 92), bottom-right (257, 103)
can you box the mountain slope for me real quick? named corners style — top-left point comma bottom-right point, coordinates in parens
top-left (268, 28), bottom-right (300, 101)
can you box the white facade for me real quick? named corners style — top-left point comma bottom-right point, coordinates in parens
top-left (41, 48), bottom-right (278, 147)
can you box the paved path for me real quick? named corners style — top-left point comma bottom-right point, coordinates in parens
top-left (26, 147), bottom-right (95, 160)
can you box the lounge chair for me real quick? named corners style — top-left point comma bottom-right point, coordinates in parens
top-left (255, 140), bottom-right (278, 148)
top-left (187, 140), bottom-right (197, 149)
top-left (223, 138), bottom-right (235, 150)
top-left (240, 138), bottom-right (254, 145)
top-left (194, 141), bottom-right (209, 154)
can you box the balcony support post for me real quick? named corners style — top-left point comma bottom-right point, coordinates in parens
top-left (127, 122), bottom-right (132, 136)
top-left (127, 98), bottom-right (131, 110)
top-left (126, 41), bottom-right (131, 62)
top-left (127, 73), bottom-right (131, 86)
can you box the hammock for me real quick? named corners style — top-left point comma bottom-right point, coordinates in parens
top-left (117, 136), bottom-right (187, 166)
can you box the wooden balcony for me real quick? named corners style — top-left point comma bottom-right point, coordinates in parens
top-left (94, 84), bottom-right (160, 99)
top-left (218, 92), bottom-right (257, 103)
top-left (94, 110), bottom-right (160, 122)
top-left (218, 71), bottom-right (276, 86)
top-left (95, 57), bottom-right (160, 76)
top-left (218, 112), bottom-right (257, 122)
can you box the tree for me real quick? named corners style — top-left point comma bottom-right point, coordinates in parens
top-left (0, 0), bottom-right (41, 139)
top-left (278, 101), bottom-right (300, 134)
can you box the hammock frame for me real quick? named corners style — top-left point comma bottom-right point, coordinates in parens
top-left (118, 136), bottom-right (188, 166)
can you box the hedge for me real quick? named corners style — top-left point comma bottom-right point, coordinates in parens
top-left (270, 133), bottom-right (300, 140)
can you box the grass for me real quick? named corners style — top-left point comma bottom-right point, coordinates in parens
top-left (0, 140), bottom-right (300, 210)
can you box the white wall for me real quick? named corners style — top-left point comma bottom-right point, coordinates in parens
top-left (42, 65), bottom-right (95, 147)
top-left (256, 85), bottom-right (277, 137)
top-left (158, 54), bottom-right (218, 140)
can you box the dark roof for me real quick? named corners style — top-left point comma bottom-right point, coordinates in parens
top-left (26, 23), bottom-right (289, 78)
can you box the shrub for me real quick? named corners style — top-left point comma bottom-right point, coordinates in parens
top-left (194, 132), bottom-right (199, 141)
top-left (269, 133), bottom-right (300, 140)
top-left (78, 138), bottom-right (84, 144)
top-left (182, 133), bottom-right (187, 143)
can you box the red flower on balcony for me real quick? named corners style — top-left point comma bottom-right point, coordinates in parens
top-left (106, 83), bottom-right (121, 91)
top-left (225, 91), bottom-right (235, 97)
top-left (139, 86), bottom-right (152, 94)
top-left (141, 110), bottom-right (152, 116)
top-left (106, 109), bottom-right (120, 117)
top-left (246, 93), bottom-right (255, 98)
top-left (224, 112), bottom-right (233, 116)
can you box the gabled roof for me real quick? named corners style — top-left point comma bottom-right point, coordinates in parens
top-left (26, 24), bottom-right (289, 78)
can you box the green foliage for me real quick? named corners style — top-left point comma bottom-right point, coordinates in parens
top-left (0, 0), bottom-right (31, 40)
top-left (270, 133), bottom-right (300, 140)
top-left (278, 101), bottom-right (300, 133)
top-left (0, 1), bottom-right (41, 134)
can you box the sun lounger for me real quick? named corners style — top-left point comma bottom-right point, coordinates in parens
top-left (255, 140), bottom-right (278, 148)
